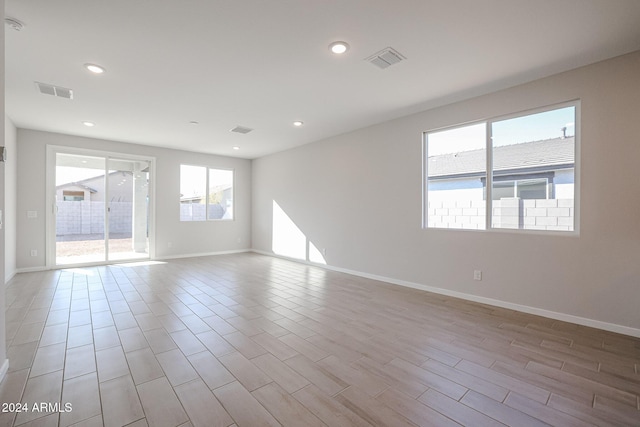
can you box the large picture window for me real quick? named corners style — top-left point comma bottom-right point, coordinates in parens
top-left (424, 103), bottom-right (578, 232)
top-left (180, 165), bottom-right (234, 221)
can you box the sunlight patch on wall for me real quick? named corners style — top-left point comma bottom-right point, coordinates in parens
top-left (308, 241), bottom-right (326, 265)
top-left (272, 200), bottom-right (306, 260)
top-left (272, 200), bottom-right (326, 265)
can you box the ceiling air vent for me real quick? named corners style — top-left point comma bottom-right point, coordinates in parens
top-left (35, 82), bottom-right (74, 99)
top-left (5, 17), bottom-right (25, 31)
top-left (230, 125), bottom-right (253, 134)
top-left (366, 47), bottom-right (406, 70)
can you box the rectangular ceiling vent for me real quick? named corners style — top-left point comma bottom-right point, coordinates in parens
top-left (230, 125), bottom-right (253, 134)
top-left (35, 82), bottom-right (74, 99)
top-left (366, 47), bottom-right (406, 70)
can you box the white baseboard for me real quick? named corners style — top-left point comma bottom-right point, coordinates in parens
top-left (4, 269), bottom-right (17, 286)
top-left (251, 249), bottom-right (640, 339)
top-left (14, 249), bottom-right (252, 274)
top-left (156, 249), bottom-right (250, 261)
top-left (15, 266), bottom-right (49, 274)
top-left (0, 359), bottom-right (9, 384)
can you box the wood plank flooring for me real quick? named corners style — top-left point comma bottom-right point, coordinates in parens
top-left (1, 253), bottom-right (639, 426)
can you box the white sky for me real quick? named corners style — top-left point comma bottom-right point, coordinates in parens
top-left (56, 157), bottom-right (151, 187)
top-left (56, 166), bottom-right (104, 186)
top-left (180, 165), bottom-right (233, 198)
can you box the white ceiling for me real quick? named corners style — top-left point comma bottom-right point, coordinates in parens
top-left (6, 0), bottom-right (640, 159)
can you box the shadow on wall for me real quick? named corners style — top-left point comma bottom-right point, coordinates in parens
top-left (272, 200), bottom-right (326, 265)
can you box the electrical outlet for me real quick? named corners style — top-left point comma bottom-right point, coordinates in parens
top-left (30, 249), bottom-right (38, 257)
top-left (167, 242), bottom-right (172, 248)
top-left (473, 270), bottom-right (482, 281)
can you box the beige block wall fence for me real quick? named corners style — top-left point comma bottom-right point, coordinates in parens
top-left (428, 198), bottom-right (574, 231)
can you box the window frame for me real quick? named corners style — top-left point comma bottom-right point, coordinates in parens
top-left (492, 177), bottom-right (549, 200)
top-left (62, 190), bottom-right (85, 202)
top-left (180, 164), bottom-right (235, 222)
top-left (422, 100), bottom-right (580, 235)
top-left (482, 173), bottom-right (555, 200)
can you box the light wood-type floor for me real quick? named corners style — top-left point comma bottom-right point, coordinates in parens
top-left (1, 253), bottom-right (639, 427)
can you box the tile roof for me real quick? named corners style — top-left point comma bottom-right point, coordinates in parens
top-left (428, 137), bottom-right (574, 178)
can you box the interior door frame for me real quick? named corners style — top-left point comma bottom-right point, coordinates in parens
top-left (46, 145), bottom-right (156, 268)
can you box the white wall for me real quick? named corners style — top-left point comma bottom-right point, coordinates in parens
top-left (252, 51), bottom-right (640, 335)
top-left (0, 0), bottom-right (7, 377)
top-left (17, 130), bottom-right (251, 269)
top-left (4, 117), bottom-right (17, 282)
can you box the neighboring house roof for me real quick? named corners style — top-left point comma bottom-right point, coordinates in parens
top-left (428, 137), bottom-right (574, 179)
top-left (57, 183), bottom-right (98, 193)
top-left (180, 196), bottom-right (203, 203)
top-left (180, 184), bottom-right (232, 202)
top-left (56, 171), bottom-right (132, 190)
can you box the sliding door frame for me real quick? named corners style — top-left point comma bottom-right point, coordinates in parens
top-left (46, 145), bottom-right (156, 268)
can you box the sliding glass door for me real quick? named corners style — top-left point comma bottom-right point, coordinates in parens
top-left (107, 158), bottom-right (150, 261)
top-left (55, 153), bottom-right (106, 264)
top-left (52, 149), bottom-right (153, 266)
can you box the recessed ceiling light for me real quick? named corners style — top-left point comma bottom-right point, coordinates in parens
top-left (329, 41), bottom-right (349, 54)
top-left (293, 121), bottom-right (304, 127)
top-left (189, 121), bottom-right (199, 125)
top-left (84, 63), bottom-right (105, 74)
top-left (233, 146), bottom-right (240, 150)
top-left (82, 121), bottom-right (95, 127)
